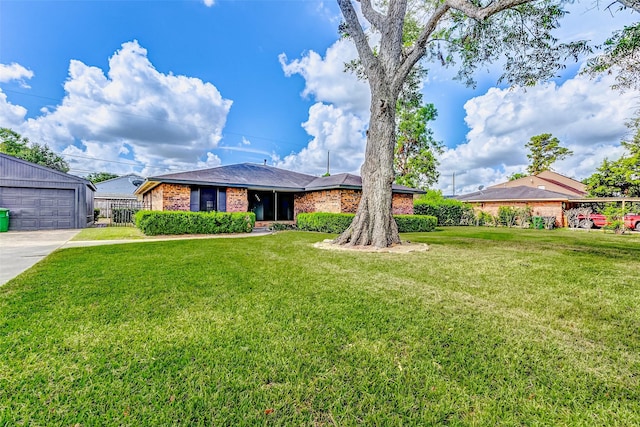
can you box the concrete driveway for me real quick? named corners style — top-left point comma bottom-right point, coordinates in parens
top-left (0, 229), bottom-right (80, 286)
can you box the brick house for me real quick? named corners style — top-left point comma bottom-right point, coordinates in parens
top-left (455, 171), bottom-right (588, 227)
top-left (134, 163), bottom-right (422, 223)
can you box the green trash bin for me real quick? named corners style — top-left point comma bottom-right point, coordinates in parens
top-left (0, 208), bottom-right (9, 232)
top-left (532, 216), bottom-right (544, 230)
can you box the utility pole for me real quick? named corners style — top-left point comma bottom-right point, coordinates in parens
top-left (325, 150), bottom-right (330, 176)
top-left (452, 172), bottom-right (455, 197)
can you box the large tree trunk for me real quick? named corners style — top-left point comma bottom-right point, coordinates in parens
top-left (335, 0), bottom-right (540, 248)
top-left (335, 91), bottom-right (401, 248)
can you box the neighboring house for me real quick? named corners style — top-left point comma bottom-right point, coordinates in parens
top-left (134, 163), bottom-right (423, 222)
top-left (456, 171), bottom-right (589, 227)
top-left (456, 186), bottom-right (574, 226)
top-left (489, 170), bottom-right (586, 197)
top-left (94, 174), bottom-right (145, 217)
top-left (0, 153), bottom-right (96, 231)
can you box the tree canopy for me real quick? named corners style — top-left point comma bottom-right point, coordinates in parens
top-left (586, 120), bottom-right (640, 197)
top-left (0, 128), bottom-right (69, 173)
top-left (584, 22), bottom-right (640, 91)
top-left (334, 0), bottom-right (588, 247)
top-left (583, 1), bottom-right (640, 91)
top-left (394, 94), bottom-right (443, 190)
top-left (86, 172), bottom-right (119, 184)
top-left (525, 133), bottom-right (573, 175)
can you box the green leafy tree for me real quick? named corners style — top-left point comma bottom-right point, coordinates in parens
top-left (86, 172), bottom-right (119, 183)
top-left (525, 133), bottom-right (573, 175)
top-left (583, 0), bottom-right (640, 91)
top-left (0, 128), bottom-right (29, 157)
top-left (394, 98), bottom-right (443, 190)
top-left (0, 128), bottom-right (69, 172)
top-left (335, 0), bottom-right (589, 247)
top-left (586, 120), bottom-right (640, 197)
top-left (508, 172), bottom-right (527, 181)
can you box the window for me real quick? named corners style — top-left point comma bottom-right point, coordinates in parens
top-left (190, 186), bottom-right (227, 212)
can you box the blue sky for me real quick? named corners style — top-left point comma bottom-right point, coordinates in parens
top-left (0, 0), bottom-right (638, 194)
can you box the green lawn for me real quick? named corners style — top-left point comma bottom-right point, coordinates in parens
top-left (1, 228), bottom-right (639, 425)
top-left (72, 226), bottom-right (146, 241)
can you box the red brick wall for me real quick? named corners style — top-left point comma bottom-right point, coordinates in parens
top-left (340, 190), bottom-right (361, 213)
top-left (143, 186), bottom-right (165, 211)
top-left (226, 187), bottom-right (248, 212)
top-left (145, 184), bottom-right (416, 218)
top-left (161, 184), bottom-right (190, 211)
top-left (294, 190), bottom-right (342, 217)
top-left (294, 189), bottom-right (415, 217)
top-left (392, 193), bottom-right (414, 215)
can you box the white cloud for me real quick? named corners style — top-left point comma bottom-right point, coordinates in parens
top-left (0, 63), bottom-right (34, 87)
top-left (438, 73), bottom-right (639, 195)
top-left (0, 63), bottom-right (33, 128)
top-left (278, 37), bottom-right (371, 175)
top-left (274, 102), bottom-right (366, 175)
top-left (202, 0), bottom-right (215, 7)
top-left (0, 90), bottom-right (28, 129)
top-left (241, 137), bottom-right (251, 146)
top-left (4, 41), bottom-right (232, 176)
top-left (280, 37), bottom-right (370, 117)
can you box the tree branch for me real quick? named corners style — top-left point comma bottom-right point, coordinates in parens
top-left (616, 0), bottom-right (640, 12)
top-left (393, 4), bottom-right (450, 92)
top-left (445, 0), bottom-right (533, 21)
top-left (337, 0), bottom-right (379, 80)
top-left (380, 0), bottom-right (409, 72)
top-left (359, 0), bottom-right (386, 30)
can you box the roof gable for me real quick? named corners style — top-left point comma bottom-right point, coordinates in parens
top-left (490, 170), bottom-right (586, 196)
top-left (0, 153), bottom-right (96, 190)
top-left (95, 174), bottom-right (146, 196)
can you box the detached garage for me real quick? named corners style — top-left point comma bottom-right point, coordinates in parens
top-left (0, 153), bottom-right (96, 231)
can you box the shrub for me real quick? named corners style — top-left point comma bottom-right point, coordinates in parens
top-left (296, 213), bottom-right (354, 234)
top-left (269, 222), bottom-right (297, 231)
top-left (498, 206), bottom-right (518, 227)
top-left (414, 199), bottom-right (472, 226)
top-left (542, 216), bottom-right (556, 230)
top-left (602, 205), bottom-right (627, 234)
top-left (475, 211), bottom-right (496, 227)
top-left (296, 212), bottom-right (437, 233)
top-left (93, 208), bottom-right (100, 222)
top-left (393, 214), bottom-right (437, 232)
top-left (515, 206), bottom-right (533, 228)
top-left (135, 210), bottom-right (256, 236)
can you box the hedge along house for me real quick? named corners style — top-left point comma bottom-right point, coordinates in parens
top-left (0, 153), bottom-right (96, 230)
top-left (134, 163), bottom-right (422, 224)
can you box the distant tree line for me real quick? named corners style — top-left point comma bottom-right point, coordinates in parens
top-left (0, 128), bottom-right (69, 173)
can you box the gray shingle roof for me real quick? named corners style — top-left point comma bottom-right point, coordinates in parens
top-left (147, 163), bottom-right (316, 190)
top-left (456, 186), bottom-right (572, 202)
top-left (307, 173), bottom-right (422, 193)
top-left (95, 174), bottom-right (146, 197)
top-left (140, 163), bottom-right (423, 194)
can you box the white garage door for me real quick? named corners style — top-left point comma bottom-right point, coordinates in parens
top-left (0, 187), bottom-right (76, 230)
